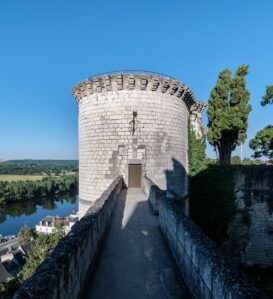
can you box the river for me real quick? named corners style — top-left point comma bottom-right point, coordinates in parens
top-left (0, 195), bottom-right (78, 236)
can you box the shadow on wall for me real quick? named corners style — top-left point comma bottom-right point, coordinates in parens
top-left (164, 158), bottom-right (188, 199)
top-left (189, 164), bottom-right (273, 253)
top-left (189, 164), bottom-right (237, 245)
top-left (143, 158), bottom-right (188, 215)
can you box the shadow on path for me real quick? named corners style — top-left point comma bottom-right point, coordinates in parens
top-left (83, 188), bottom-right (190, 299)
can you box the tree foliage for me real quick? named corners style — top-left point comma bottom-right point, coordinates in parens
top-left (188, 127), bottom-right (207, 176)
top-left (0, 175), bottom-right (78, 205)
top-left (0, 283), bottom-right (5, 298)
top-left (18, 230), bottom-right (64, 283)
top-left (249, 86), bottom-right (273, 161)
top-left (0, 230), bottom-right (65, 299)
top-left (261, 85), bottom-right (273, 106)
top-left (0, 160), bottom-right (78, 175)
top-left (249, 125), bottom-right (273, 160)
top-left (18, 226), bottom-right (36, 245)
top-left (207, 65), bottom-right (251, 165)
top-left (0, 278), bottom-right (20, 299)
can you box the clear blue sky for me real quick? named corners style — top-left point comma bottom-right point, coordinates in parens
top-left (0, 0), bottom-right (272, 160)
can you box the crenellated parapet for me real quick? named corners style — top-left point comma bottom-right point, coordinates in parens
top-left (72, 71), bottom-right (206, 114)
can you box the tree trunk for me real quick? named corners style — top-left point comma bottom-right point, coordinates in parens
top-left (217, 143), bottom-right (232, 165)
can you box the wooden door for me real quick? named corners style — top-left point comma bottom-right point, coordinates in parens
top-left (129, 164), bottom-right (142, 188)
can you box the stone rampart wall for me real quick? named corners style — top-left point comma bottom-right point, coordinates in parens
top-left (142, 175), bottom-right (165, 214)
top-left (14, 176), bottom-right (123, 299)
top-left (159, 197), bottom-right (267, 299)
top-left (230, 166), bottom-right (273, 267)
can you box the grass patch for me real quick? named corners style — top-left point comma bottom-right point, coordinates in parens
top-left (0, 175), bottom-right (45, 182)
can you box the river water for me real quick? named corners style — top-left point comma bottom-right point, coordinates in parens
top-left (0, 195), bottom-right (78, 236)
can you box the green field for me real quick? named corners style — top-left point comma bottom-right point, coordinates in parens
top-left (0, 175), bottom-right (45, 182)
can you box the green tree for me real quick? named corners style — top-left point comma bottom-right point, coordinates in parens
top-left (261, 85), bottom-right (273, 106)
top-left (2, 278), bottom-right (20, 299)
top-left (0, 174), bottom-right (78, 205)
top-left (250, 86), bottom-right (273, 161)
top-left (249, 125), bottom-right (273, 160)
top-left (19, 229), bottom-right (64, 283)
top-left (18, 226), bottom-right (36, 245)
top-left (207, 65), bottom-right (251, 165)
top-left (19, 236), bottom-right (50, 282)
top-left (0, 283), bottom-right (5, 298)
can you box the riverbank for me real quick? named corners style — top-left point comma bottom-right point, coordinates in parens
top-left (0, 174), bottom-right (78, 205)
top-left (0, 194), bottom-right (78, 236)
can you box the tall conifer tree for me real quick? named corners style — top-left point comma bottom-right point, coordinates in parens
top-left (250, 85), bottom-right (273, 161)
top-left (207, 65), bottom-right (251, 165)
top-left (261, 85), bottom-right (273, 106)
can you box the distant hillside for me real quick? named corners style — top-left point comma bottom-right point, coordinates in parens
top-left (0, 160), bottom-right (78, 175)
top-left (7, 159), bottom-right (78, 165)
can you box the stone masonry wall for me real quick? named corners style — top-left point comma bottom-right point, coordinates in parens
top-left (14, 176), bottom-right (123, 299)
top-left (73, 72), bottom-right (205, 217)
top-left (227, 166), bottom-right (273, 267)
top-left (143, 174), bottom-right (189, 216)
top-left (142, 175), bottom-right (165, 214)
top-left (159, 197), bottom-right (268, 299)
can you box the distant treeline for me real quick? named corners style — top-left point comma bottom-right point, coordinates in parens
top-left (0, 160), bottom-right (78, 175)
top-left (0, 175), bottom-right (78, 204)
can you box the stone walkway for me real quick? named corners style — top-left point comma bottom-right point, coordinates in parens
top-left (83, 188), bottom-right (190, 299)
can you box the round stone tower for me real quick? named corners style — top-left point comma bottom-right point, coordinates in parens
top-left (72, 71), bottom-right (205, 217)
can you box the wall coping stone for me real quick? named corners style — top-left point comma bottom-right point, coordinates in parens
top-left (13, 176), bottom-right (123, 299)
